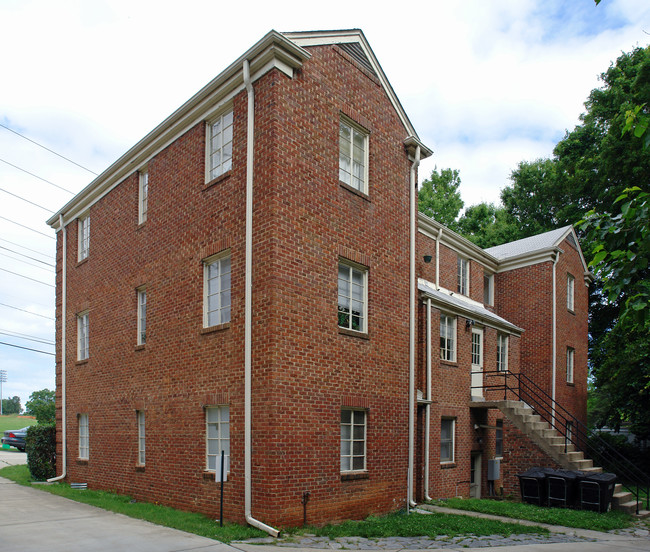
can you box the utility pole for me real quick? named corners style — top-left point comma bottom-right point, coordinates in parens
top-left (0, 370), bottom-right (6, 415)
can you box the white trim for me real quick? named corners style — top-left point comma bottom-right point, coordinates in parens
top-left (440, 313), bottom-right (456, 362)
top-left (205, 405), bottom-right (230, 473)
top-left (497, 333), bottom-right (509, 372)
top-left (340, 408), bottom-right (367, 473)
top-left (77, 311), bottom-right (89, 361)
top-left (440, 418), bottom-right (455, 463)
top-left (566, 347), bottom-right (575, 384)
top-left (137, 287), bottom-right (147, 346)
top-left (337, 260), bottom-right (368, 333)
top-left (205, 107), bottom-right (234, 183)
top-left (339, 116), bottom-right (369, 194)
top-left (203, 252), bottom-right (232, 328)
top-left (567, 273), bottom-right (575, 312)
top-left (78, 413), bottom-right (89, 460)
top-left (137, 410), bottom-right (146, 465)
top-left (78, 214), bottom-right (90, 261)
top-left (138, 170), bottom-right (148, 224)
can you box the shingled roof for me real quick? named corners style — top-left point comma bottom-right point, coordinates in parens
top-left (485, 225), bottom-right (573, 260)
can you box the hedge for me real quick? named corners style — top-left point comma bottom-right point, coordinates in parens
top-left (25, 424), bottom-right (56, 481)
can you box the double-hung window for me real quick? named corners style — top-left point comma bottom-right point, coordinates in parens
top-left (77, 311), bottom-right (89, 361)
top-left (204, 254), bottom-right (231, 327)
top-left (137, 410), bottom-right (145, 465)
top-left (440, 314), bottom-right (456, 362)
top-left (566, 347), bottom-right (575, 384)
top-left (339, 118), bottom-right (368, 193)
top-left (79, 413), bottom-right (89, 460)
top-left (139, 170), bottom-right (148, 224)
top-left (206, 406), bottom-right (230, 473)
top-left (207, 109), bottom-right (233, 181)
top-left (137, 288), bottom-right (147, 345)
top-left (78, 215), bottom-right (90, 261)
top-left (567, 274), bottom-right (575, 312)
top-left (497, 334), bottom-right (508, 372)
top-left (338, 262), bottom-right (367, 333)
top-left (440, 418), bottom-right (455, 463)
top-left (457, 256), bottom-right (469, 296)
top-left (341, 408), bottom-right (366, 472)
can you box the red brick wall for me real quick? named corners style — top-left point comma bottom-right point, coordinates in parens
top-left (55, 43), bottom-right (416, 528)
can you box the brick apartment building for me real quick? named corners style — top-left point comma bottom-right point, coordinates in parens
top-left (47, 29), bottom-right (590, 531)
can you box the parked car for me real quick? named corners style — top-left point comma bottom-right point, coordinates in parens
top-left (2, 427), bottom-right (28, 452)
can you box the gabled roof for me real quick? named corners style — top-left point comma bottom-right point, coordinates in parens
top-left (485, 226), bottom-right (573, 260)
top-left (283, 29), bottom-right (433, 159)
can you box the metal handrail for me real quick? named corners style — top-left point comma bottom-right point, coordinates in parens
top-left (476, 370), bottom-right (650, 514)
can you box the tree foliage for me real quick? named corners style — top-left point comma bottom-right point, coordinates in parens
top-left (456, 202), bottom-right (521, 249)
top-left (418, 167), bottom-right (464, 230)
top-left (1, 396), bottom-right (21, 415)
top-left (25, 389), bottom-right (55, 425)
top-left (26, 424), bottom-right (56, 481)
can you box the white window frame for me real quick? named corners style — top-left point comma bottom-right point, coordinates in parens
top-left (566, 347), bottom-right (575, 384)
top-left (457, 256), bottom-right (469, 296)
top-left (137, 287), bottom-right (147, 346)
top-left (77, 311), bottom-right (89, 361)
top-left (205, 405), bottom-right (230, 473)
top-left (440, 314), bottom-right (456, 362)
top-left (495, 419), bottom-right (504, 458)
top-left (567, 274), bottom-right (575, 312)
top-left (79, 413), bottom-right (89, 460)
top-left (206, 108), bottom-right (234, 182)
top-left (337, 261), bottom-right (368, 333)
top-left (340, 408), bottom-right (367, 473)
top-left (339, 117), bottom-right (369, 194)
top-left (497, 334), bottom-right (509, 372)
top-left (137, 410), bottom-right (145, 465)
top-left (440, 418), bottom-right (455, 463)
top-left (471, 327), bottom-right (483, 367)
top-left (203, 252), bottom-right (231, 328)
top-left (483, 272), bottom-right (494, 306)
top-left (139, 170), bottom-right (148, 224)
top-left (78, 215), bottom-right (90, 261)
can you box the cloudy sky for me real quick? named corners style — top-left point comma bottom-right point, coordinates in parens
top-left (1, 0), bottom-right (648, 411)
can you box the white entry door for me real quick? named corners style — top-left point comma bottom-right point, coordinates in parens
top-left (471, 327), bottom-right (484, 398)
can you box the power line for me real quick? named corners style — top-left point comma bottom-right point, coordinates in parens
top-left (0, 251), bottom-right (56, 273)
top-left (0, 341), bottom-right (54, 356)
top-left (0, 245), bottom-right (55, 267)
top-left (0, 302), bottom-right (55, 320)
top-left (0, 237), bottom-right (54, 260)
top-left (0, 267), bottom-right (55, 287)
top-left (0, 157), bottom-right (75, 195)
top-left (0, 123), bottom-right (98, 176)
top-left (0, 330), bottom-right (54, 346)
top-left (0, 215), bottom-right (56, 239)
top-left (0, 187), bottom-right (55, 213)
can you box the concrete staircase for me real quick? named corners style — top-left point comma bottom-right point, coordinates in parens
top-left (497, 400), bottom-right (650, 517)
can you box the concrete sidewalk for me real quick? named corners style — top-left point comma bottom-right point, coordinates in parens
top-left (0, 476), bottom-right (231, 552)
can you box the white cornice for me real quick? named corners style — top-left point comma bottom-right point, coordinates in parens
top-left (48, 30), bottom-right (310, 231)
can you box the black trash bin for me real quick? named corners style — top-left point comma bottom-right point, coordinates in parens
top-left (546, 469), bottom-right (580, 508)
top-left (578, 472), bottom-right (617, 512)
top-left (518, 468), bottom-right (548, 506)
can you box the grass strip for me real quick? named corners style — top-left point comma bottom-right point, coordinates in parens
top-left (433, 497), bottom-right (633, 531)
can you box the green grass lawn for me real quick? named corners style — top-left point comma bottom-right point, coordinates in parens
top-left (432, 497), bottom-right (633, 531)
top-left (0, 464), bottom-right (550, 541)
top-left (0, 414), bottom-right (37, 433)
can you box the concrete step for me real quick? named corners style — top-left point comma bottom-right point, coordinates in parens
top-left (618, 500), bottom-right (643, 515)
top-left (636, 509), bottom-right (650, 519)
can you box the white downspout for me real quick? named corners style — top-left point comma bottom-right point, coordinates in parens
top-left (242, 59), bottom-right (280, 538)
top-left (48, 215), bottom-right (67, 482)
top-left (436, 228), bottom-right (442, 289)
top-left (551, 251), bottom-right (558, 426)
top-left (408, 145), bottom-right (420, 509)
top-left (424, 297), bottom-right (432, 501)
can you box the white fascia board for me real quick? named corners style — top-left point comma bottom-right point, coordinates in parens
top-left (418, 212), bottom-right (499, 271)
top-left (284, 29), bottom-right (432, 157)
top-left (47, 30), bottom-right (310, 231)
top-left (494, 247), bottom-right (561, 272)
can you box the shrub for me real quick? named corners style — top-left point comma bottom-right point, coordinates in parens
top-left (26, 425), bottom-right (56, 481)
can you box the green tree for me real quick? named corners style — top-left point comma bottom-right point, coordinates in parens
top-left (1, 396), bottom-right (21, 415)
top-left (25, 389), bottom-right (55, 425)
top-left (418, 167), bottom-right (464, 230)
top-left (456, 202), bottom-right (520, 249)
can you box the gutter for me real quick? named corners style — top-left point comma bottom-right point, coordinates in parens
top-left (551, 250), bottom-right (559, 425)
top-left (242, 59), bottom-right (280, 538)
top-left (408, 145), bottom-right (421, 509)
top-left (48, 215), bottom-right (67, 482)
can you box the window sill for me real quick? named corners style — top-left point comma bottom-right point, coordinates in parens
top-left (440, 361), bottom-right (458, 368)
top-left (338, 327), bottom-right (369, 340)
top-left (76, 459), bottom-right (88, 465)
top-left (201, 323), bottom-right (230, 335)
top-left (137, 220), bottom-right (147, 229)
top-left (204, 170), bottom-right (232, 190)
top-left (339, 181), bottom-right (370, 201)
top-left (75, 359), bottom-right (89, 366)
top-left (440, 462), bottom-right (456, 469)
top-left (567, 309), bottom-right (575, 315)
top-left (135, 465), bottom-right (145, 472)
top-left (566, 382), bottom-right (575, 387)
top-left (76, 257), bottom-right (89, 268)
top-left (135, 344), bottom-right (146, 352)
top-left (341, 471), bottom-right (369, 481)
top-left (203, 470), bottom-right (230, 481)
